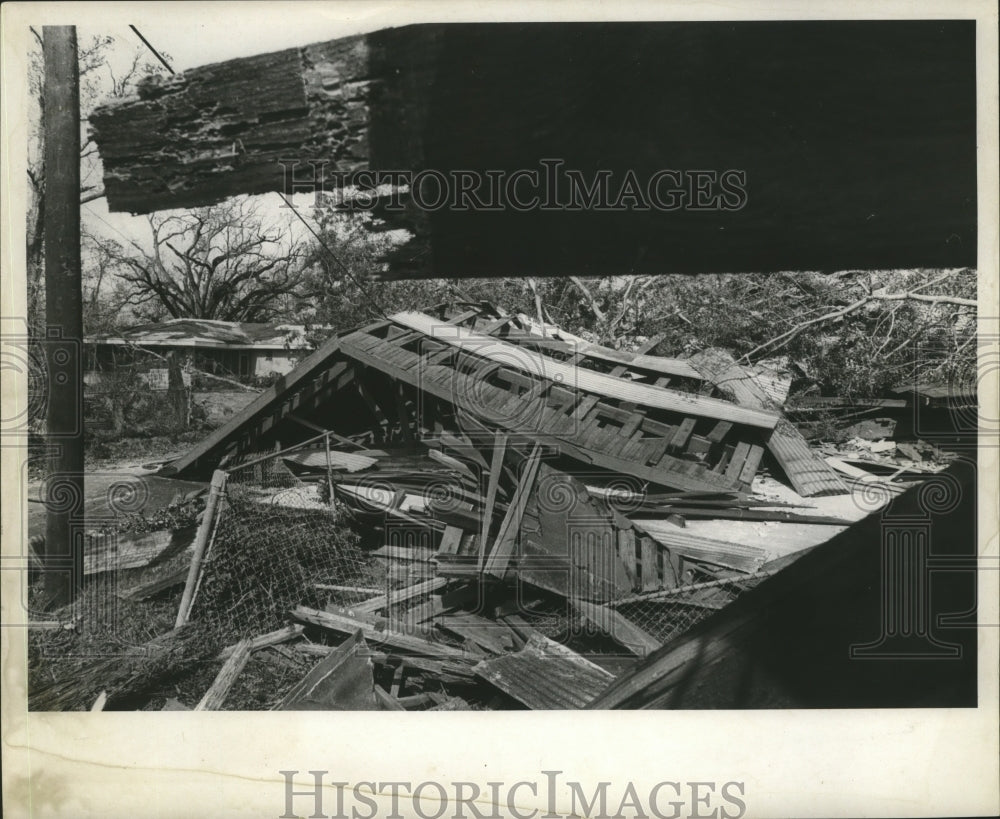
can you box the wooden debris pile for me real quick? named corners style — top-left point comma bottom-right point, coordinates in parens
top-left (42, 304), bottom-right (965, 711)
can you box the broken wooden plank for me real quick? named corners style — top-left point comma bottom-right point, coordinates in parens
top-left (218, 624), bottom-right (305, 661)
top-left (738, 444), bottom-right (765, 485)
top-left (83, 525), bottom-right (197, 578)
top-left (768, 418), bottom-right (849, 497)
top-left (117, 566), bottom-right (189, 601)
top-left (570, 599), bottom-right (662, 656)
top-left (654, 506), bottom-right (854, 526)
top-left (292, 605), bottom-right (472, 661)
top-left (435, 612), bottom-right (515, 655)
top-left (195, 638), bottom-right (252, 711)
top-left (688, 348), bottom-right (845, 496)
top-left (706, 420), bottom-right (733, 444)
top-left (482, 444), bottom-right (542, 578)
top-left (350, 577), bottom-right (447, 616)
top-left (723, 441), bottom-right (752, 483)
top-left (278, 630), bottom-right (379, 710)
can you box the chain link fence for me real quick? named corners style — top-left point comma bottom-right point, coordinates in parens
top-left (187, 448), bottom-right (391, 640)
top-left (614, 571), bottom-right (772, 646)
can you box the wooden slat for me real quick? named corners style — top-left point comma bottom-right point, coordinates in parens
top-left (707, 420), bottom-right (733, 443)
top-left (218, 624), bottom-right (305, 661)
top-left (641, 536), bottom-right (660, 592)
top-left (738, 444), bottom-right (765, 485)
top-left (724, 442), bottom-right (753, 482)
top-left (667, 418), bottom-right (697, 453)
top-left (392, 313), bottom-right (779, 428)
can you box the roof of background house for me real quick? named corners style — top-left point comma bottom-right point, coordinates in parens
top-left (891, 380), bottom-right (977, 404)
top-left (87, 318), bottom-right (316, 350)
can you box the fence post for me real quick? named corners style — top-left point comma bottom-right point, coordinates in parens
top-left (323, 432), bottom-right (335, 505)
top-left (176, 469), bottom-right (228, 628)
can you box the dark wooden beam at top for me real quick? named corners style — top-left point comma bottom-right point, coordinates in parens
top-left (90, 22), bottom-right (976, 277)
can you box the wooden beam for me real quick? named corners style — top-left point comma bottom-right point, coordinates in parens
top-left (478, 432), bottom-right (508, 571)
top-left (196, 638), bottom-right (252, 711)
top-left (482, 445), bottom-right (542, 578)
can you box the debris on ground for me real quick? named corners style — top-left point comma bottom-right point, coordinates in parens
top-left (27, 304), bottom-right (968, 711)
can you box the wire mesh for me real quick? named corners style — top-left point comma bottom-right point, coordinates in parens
top-left (614, 572), bottom-right (771, 645)
top-left (188, 449), bottom-right (390, 640)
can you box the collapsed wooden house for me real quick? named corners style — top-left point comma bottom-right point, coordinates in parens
top-left (164, 306), bottom-right (844, 496)
top-left (120, 303), bottom-right (869, 707)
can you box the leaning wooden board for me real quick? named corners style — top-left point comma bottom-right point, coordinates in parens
top-left (688, 347), bottom-right (847, 497)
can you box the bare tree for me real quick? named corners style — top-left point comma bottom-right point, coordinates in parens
top-left (99, 199), bottom-right (306, 322)
top-left (27, 31), bottom-right (168, 332)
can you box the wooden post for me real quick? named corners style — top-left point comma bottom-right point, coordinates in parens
top-left (175, 469), bottom-right (228, 628)
top-left (323, 431), bottom-right (334, 505)
top-left (42, 27), bottom-right (83, 609)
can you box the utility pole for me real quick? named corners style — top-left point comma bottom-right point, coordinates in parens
top-left (42, 26), bottom-right (83, 608)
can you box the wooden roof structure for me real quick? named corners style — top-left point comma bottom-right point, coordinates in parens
top-left (163, 306), bottom-right (845, 497)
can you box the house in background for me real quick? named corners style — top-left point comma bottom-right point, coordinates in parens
top-left (86, 319), bottom-right (318, 386)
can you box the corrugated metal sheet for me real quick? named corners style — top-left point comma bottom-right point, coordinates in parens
top-left (474, 634), bottom-right (614, 709)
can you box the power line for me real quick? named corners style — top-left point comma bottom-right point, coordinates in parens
top-left (128, 25), bottom-right (175, 74)
top-left (277, 193), bottom-right (389, 319)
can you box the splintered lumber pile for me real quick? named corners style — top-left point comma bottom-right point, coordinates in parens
top-left (57, 303), bottom-right (909, 712)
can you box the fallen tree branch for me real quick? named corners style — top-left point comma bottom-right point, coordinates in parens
top-left (568, 276), bottom-right (606, 323)
top-left (741, 297), bottom-right (870, 361)
top-left (870, 290), bottom-right (976, 308)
